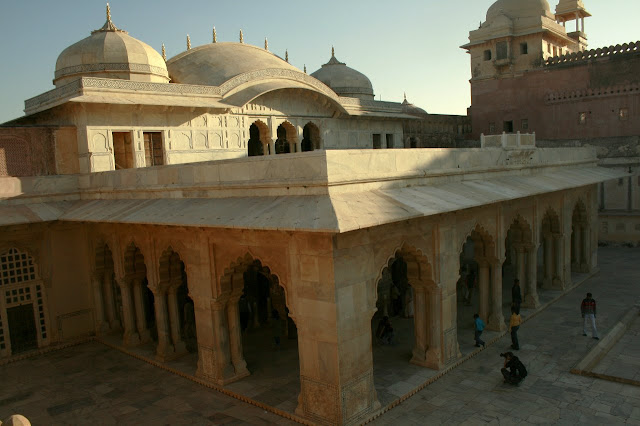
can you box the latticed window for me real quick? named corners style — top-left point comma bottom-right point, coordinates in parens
top-left (0, 248), bottom-right (37, 286)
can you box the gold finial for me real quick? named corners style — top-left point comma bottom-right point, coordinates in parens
top-left (106, 3), bottom-right (112, 23)
top-left (240, 30), bottom-right (244, 43)
top-left (187, 34), bottom-right (191, 50)
top-left (304, 64), bottom-right (307, 74)
top-left (213, 27), bottom-right (217, 43)
top-left (404, 92), bottom-right (407, 101)
top-left (332, 46), bottom-right (335, 57)
top-left (162, 44), bottom-right (166, 61)
top-left (285, 50), bottom-right (289, 63)
top-left (265, 38), bottom-right (269, 51)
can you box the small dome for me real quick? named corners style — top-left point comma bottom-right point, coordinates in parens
top-left (486, 0), bottom-right (553, 21)
top-left (402, 96), bottom-right (427, 116)
top-left (310, 49), bottom-right (374, 100)
top-left (54, 6), bottom-right (168, 87)
top-left (167, 42), bottom-right (298, 87)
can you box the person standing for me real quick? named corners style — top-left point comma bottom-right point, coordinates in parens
top-left (474, 313), bottom-right (486, 347)
top-left (581, 292), bottom-right (599, 340)
top-left (509, 307), bottom-right (521, 350)
top-left (512, 279), bottom-right (522, 312)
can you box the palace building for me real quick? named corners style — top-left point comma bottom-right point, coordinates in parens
top-left (0, 2), bottom-right (629, 425)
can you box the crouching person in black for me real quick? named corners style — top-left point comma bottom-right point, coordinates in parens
top-left (501, 352), bottom-right (527, 385)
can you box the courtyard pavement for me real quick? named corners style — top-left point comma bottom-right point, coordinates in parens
top-left (0, 246), bottom-right (639, 425)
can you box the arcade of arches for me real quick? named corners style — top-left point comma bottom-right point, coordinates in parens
top-left (0, 191), bottom-right (598, 425)
top-left (247, 120), bottom-right (321, 156)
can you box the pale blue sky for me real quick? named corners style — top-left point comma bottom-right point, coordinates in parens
top-left (0, 0), bottom-right (638, 123)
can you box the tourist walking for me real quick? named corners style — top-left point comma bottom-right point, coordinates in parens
top-left (509, 307), bottom-right (521, 350)
top-left (512, 278), bottom-right (522, 312)
top-left (474, 313), bottom-right (485, 347)
top-left (581, 292), bottom-right (599, 339)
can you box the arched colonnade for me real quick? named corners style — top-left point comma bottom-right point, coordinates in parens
top-left (247, 119), bottom-right (322, 156)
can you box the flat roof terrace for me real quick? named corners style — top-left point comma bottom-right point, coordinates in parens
top-left (0, 148), bottom-right (626, 232)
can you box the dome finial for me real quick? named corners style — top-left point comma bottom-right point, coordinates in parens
top-left (93, 2), bottom-right (125, 33)
top-left (304, 64), bottom-right (307, 74)
top-left (187, 34), bottom-right (191, 50)
top-left (285, 50), bottom-right (289, 63)
top-left (332, 46), bottom-right (335, 57)
top-left (162, 44), bottom-right (166, 61)
top-left (106, 3), bottom-right (112, 23)
top-left (404, 92), bottom-right (407, 101)
top-left (240, 30), bottom-right (244, 44)
top-left (213, 27), bottom-right (217, 43)
top-left (265, 38), bottom-right (269, 51)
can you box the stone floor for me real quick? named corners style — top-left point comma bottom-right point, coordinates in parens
top-left (1, 246), bottom-right (639, 425)
top-left (592, 315), bottom-right (640, 383)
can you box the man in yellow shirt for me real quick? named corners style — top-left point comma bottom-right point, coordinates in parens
top-left (509, 307), bottom-right (522, 350)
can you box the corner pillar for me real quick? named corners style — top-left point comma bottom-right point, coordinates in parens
top-left (132, 278), bottom-right (151, 344)
top-left (542, 234), bottom-right (554, 289)
top-left (227, 293), bottom-right (250, 379)
top-left (168, 285), bottom-right (187, 357)
top-left (523, 245), bottom-right (539, 308)
top-left (92, 274), bottom-right (109, 335)
top-left (553, 234), bottom-right (565, 289)
top-left (478, 260), bottom-right (490, 322)
top-left (118, 279), bottom-right (141, 347)
top-left (154, 288), bottom-right (175, 361)
top-left (488, 261), bottom-right (506, 331)
top-left (103, 270), bottom-right (120, 330)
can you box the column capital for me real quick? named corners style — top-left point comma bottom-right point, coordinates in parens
top-left (211, 297), bottom-right (229, 310)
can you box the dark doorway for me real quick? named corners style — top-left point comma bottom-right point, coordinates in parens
top-left (503, 121), bottom-right (514, 133)
top-left (7, 304), bottom-right (38, 354)
top-left (247, 124), bottom-right (263, 157)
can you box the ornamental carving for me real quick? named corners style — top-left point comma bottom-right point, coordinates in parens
top-left (55, 63), bottom-right (169, 80)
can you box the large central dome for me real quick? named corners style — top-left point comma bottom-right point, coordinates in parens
top-left (167, 43), bottom-right (299, 87)
top-left (486, 0), bottom-right (553, 21)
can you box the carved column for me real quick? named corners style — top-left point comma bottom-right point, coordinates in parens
top-left (119, 279), bottom-right (140, 346)
top-left (132, 278), bottom-right (151, 343)
top-left (227, 296), bottom-right (249, 377)
top-left (488, 261), bottom-right (506, 331)
top-left (92, 274), bottom-right (109, 334)
top-left (573, 226), bottom-right (582, 271)
top-left (523, 245), bottom-right (539, 308)
top-left (580, 226), bottom-right (590, 272)
top-left (478, 260), bottom-right (490, 322)
top-left (154, 288), bottom-right (175, 361)
top-left (516, 246), bottom-right (526, 301)
top-left (553, 234), bottom-right (565, 289)
top-left (410, 286), bottom-right (428, 366)
top-left (424, 287), bottom-right (443, 369)
top-left (543, 234), bottom-right (554, 289)
top-left (211, 298), bottom-right (238, 384)
top-left (168, 285), bottom-right (187, 356)
top-left (103, 270), bottom-right (120, 330)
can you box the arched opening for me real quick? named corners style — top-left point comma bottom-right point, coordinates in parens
top-left (371, 246), bottom-right (440, 406)
top-left (0, 247), bottom-right (48, 356)
top-left (275, 122), bottom-right (295, 154)
top-left (502, 216), bottom-right (537, 314)
top-left (571, 200), bottom-right (590, 273)
top-left (121, 243), bottom-right (155, 347)
top-left (301, 122), bottom-right (320, 152)
top-left (93, 243), bottom-right (121, 336)
top-left (540, 208), bottom-right (563, 289)
top-left (457, 226), bottom-right (500, 351)
top-left (223, 255), bottom-right (300, 411)
top-left (247, 123), bottom-right (264, 157)
top-left (156, 248), bottom-right (197, 363)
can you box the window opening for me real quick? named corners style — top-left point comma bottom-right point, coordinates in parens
top-left (373, 134), bottom-right (382, 149)
top-left (520, 43), bottom-right (528, 55)
top-left (143, 132), bottom-right (164, 166)
top-left (386, 134), bottom-right (394, 149)
top-left (113, 132), bottom-right (134, 169)
top-left (484, 50), bottom-right (492, 61)
top-left (496, 42), bottom-right (508, 60)
top-left (503, 121), bottom-right (514, 133)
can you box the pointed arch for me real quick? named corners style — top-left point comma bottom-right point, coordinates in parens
top-left (275, 121), bottom-right (297, 154)
top-left (302, 122), bottom-right (321, 151)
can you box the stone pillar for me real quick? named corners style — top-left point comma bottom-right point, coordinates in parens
top-left (488, 261), bottom-right (506, 331)
top-left (580, 226), bottom-right (590, 272)
top-left (132, 278), bottom-right (151, 343)
top-left (424, 287), bottom-right (443, 369)
top-left (543, 234), bottom-right (554, 289)
top-left (92, 274), bottom-right (109, 334)
top-left (574, 226), bottom-right (582, 271)
top-left (154, 289), bottom-right (175, 361)
top-left (516, 247), bottom-right (526, 301)
top-left (268, 140), bottom-right (276, 155)
top-left (478, 261), bottom-right (490, 322)
top-left (227, 296), bottom-right (249, 378)
top-left (553, 234), bottom-right (565, 289)
top-left (210, 298), bottom-right (240, 385)
top-left (119, 280), bottom-right (141, 346)
top-left (410, 286), bottom-right (428, 366)
top-left (103, 271), bottom-right (120, 330)
top-left (523, 245), bottom-right (539, 308)
top-left (168, 286), bottom-right (187, 356)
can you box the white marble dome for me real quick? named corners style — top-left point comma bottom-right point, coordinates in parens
top-left (54, 7), bottom-right (168, 87)
top-left (311, 51), bottom-right (374, 100)
top-left (167, 42), bottom-right (299, 87)
top-left (486, 0), bottom-right (553, 21)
